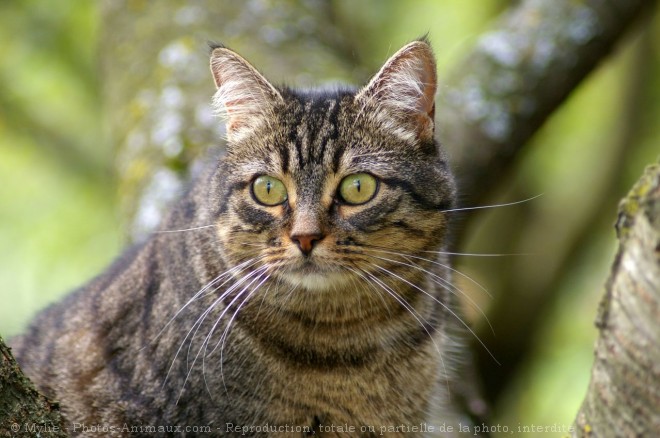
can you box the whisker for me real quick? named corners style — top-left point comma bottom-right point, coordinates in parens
top-left (174, 265), bottom-right (269, 404)
top-left (162, 261), bottom-right (265, 392)
top-left (215, 272), bottom-right (271, 394)
top-left (150, 257), bottom-right (261, 347)
top-left (343, 266), bottom-right (393, 318)
top-left (155, 224), bottom-right (216, 234)
top-left (360, 252), bottom-right (494, 336)
top-left (240, 242), bottom-right (266, 248)
top-left (212, 270), bottom-right (271, 356)
top-left (355, 241), bottom-right (530, 258)
top-left (440, 194), bottom-right (543, 213)
top-left (360, 246), bottom-right (493, 299)
top-left (359, 267), bottom-right (451, 396)
top-left (421, 250), bottom-right (532, 257)
top-left (183, 265), bottom-right (266, 368)
top-left (204, 268), bottom-right (271, 397)
top-left (371, 263), bottom-right (500, 365)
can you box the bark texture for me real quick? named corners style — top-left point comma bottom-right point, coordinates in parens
top-left (573, 162), bottom-right (660, 437)
top-left (0, 337), bottom-right (66, 437)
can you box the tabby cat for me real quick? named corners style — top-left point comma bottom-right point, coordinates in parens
top-left (11, 39), bottom-right (485, 436)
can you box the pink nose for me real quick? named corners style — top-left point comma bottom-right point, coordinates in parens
top-left (291, 233), bottom-right (324, 255)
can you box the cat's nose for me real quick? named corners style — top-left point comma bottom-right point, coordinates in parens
top-left (291, 233), bottom-right (324, 256)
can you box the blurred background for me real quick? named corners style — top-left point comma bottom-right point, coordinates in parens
top-left (1, 0), bottom-right (658, 436)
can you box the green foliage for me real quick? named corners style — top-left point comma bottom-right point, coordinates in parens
top-left (0, 1), bottom-right (120, 336)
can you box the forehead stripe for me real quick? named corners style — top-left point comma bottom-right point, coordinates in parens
top-left (316, 99), bottom-right (340, 165)
top-left (280, 97), bottom-right (344, 173)
top-left (279, 140), bottom-right (290, 174)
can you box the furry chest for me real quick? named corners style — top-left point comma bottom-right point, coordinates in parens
top-left (252, 358), bottom-right (438, 435)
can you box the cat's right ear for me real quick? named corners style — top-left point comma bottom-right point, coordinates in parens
top-left (355, 40), bottom-right (437, 144)
top-left (210, 47), bottom-right (283, 142)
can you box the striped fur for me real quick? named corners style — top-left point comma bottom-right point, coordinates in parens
top-left (11, 40), bottom-right (482, 436)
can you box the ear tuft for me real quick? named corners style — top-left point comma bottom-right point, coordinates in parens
top-left (210, 47), bottom-right (282, 142)
top-left (207, 41), bottom-right (225, 53)
top-left (356, 40), bottom-right (437, 142)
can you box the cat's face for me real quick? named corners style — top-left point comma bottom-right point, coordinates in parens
top-left (209, 41), bottom-right (455, 298)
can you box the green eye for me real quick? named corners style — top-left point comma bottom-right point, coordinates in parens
top-left (252, 176), bottom-right (288, 206)
top-left (338, 173), bottom-right (378, 205)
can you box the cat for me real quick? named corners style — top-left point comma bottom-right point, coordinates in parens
top-left (11, 38), bottom-right (486, 436)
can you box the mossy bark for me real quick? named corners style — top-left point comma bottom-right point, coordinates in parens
top-left (573, 163), bottom-right (660, 436)
top-left (0, 337), bottom-right (67, 437)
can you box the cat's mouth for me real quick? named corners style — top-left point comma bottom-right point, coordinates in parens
top-left (280, 260), bottom-right (351, 291)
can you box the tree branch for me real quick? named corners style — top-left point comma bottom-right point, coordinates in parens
top-left (440, 0), bottom-right (655, 215)
top-left (0, 337), bottom-right (67, 437)
top-left (573, 162), bottom-right (660, 436)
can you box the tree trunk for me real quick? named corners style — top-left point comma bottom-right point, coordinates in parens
top-left (0, 337), bottom-right (66, 437)
top-left (573, 162), bottom-right (660, 436)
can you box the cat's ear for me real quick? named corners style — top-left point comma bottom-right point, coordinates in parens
top-left (356, 40), bottom-right (437, 143)
top-left (210, 46), bottom-right (283, 142)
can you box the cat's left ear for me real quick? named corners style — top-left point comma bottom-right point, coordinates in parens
top-left (356, 40), bottom-right (437, 143)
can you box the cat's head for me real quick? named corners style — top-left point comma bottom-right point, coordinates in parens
top-left (208, 40), bottom-right (455, 297)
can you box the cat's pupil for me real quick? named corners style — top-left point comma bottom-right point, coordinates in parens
top-left (356, 179), bottom-right (361, 192)
top-left (266, 181), bottom-right (271, 194)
